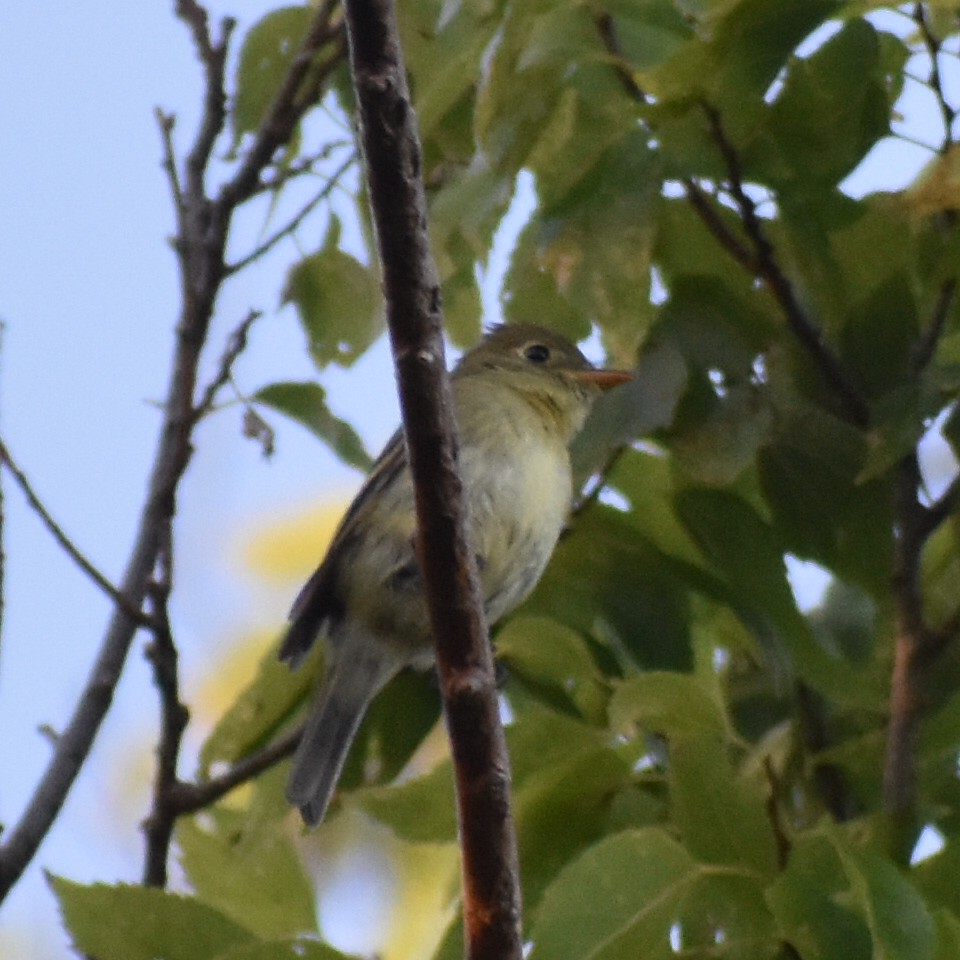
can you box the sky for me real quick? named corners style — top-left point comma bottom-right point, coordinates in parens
top-left (0, 2), bottom-right (947, 957)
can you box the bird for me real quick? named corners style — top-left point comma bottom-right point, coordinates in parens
top-left (279, 323), bottom-right (632, 825)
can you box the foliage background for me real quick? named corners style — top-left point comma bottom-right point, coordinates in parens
top-left (4, 0), bottom-right (960, 958)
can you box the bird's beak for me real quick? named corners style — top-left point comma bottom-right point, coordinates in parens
top-left (571, 368), bottom-right (634, 391)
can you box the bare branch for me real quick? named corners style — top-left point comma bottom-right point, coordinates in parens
top-left (251, 139), bottom-right (353, 196)
top-left (0, 437), bottom-right (149, 626)
top-left (219, 0), bottom-right (346, 209)
top-left (141, 525), bottom-right (189, 888)
top-left (176, 1), bottom-right (235, 198)
top-left (343, 1), bottom-right (522, 957)
top-left (0, 0), bottom-right (350, 904)
top-left (170, 729), bottom-right (301, 814)
top-left (156, 109), bottom-right (184, 218)
top-left (192, 309), bottom-right (263, 421)
top-left (225, 151), bottom-right (357, 275)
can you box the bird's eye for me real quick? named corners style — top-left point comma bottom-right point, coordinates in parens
top-left (524, 343), bottom-right (551, 364)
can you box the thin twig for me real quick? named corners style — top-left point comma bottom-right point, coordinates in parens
top-left (141, 524), bottom-right (190, 888)
top-left (0, 437), bottom-right (149, 626)
top-left (155, 109), bottom-right (184, 216)
top-left (591, 15), bottom-right (768, 317)
top-left (219, 0), bottom-right (346, 209)
top-left (192, 309), bottom-right (263, 421)
top-left (250, 139), bottom-right (353, 196)
top-left (177, 1), bottom-right (235, 199)
top-left (912, 278), bottom-right (957, 372)
top-left (681, 178), bottom-right (757, 269)
top-left (915, 3), bottom-right (956, 152)
top-left (169, 728), bottom-right (301, 814)
top-left (225, 151), bottom-right (357, 275)
top-left (700, 102), bottom-right (871, 429)
top-left (593, 12), bottom-right (648, 104)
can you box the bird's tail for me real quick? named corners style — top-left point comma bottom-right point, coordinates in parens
top-left (286, 636), bottom-right (398, 826)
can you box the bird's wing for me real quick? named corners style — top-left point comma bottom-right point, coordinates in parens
top-left (279, 429), bottom-right (408, 667)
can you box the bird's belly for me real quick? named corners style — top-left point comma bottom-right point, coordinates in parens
top-left (464, 441), bottom-right (571, 624)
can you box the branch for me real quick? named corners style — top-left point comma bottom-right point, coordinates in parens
top-left (141, 525), bottom-right (189, 887)
top-left (176, 0), bottom-right (235, 200)
top-left (249, 139), bottom-right (353, 196)
top-left (0, 437), bottom-right (149, 626)
top-left (883, 453), bottom-right (932, 860)
top-left (681, 177), bottom-right (757, 270)
top-left (342, 1), bottom-right (523, 957)
top-left (914, 2), bottom-right (956, 152)
top-left (699, 102), bottom-right (872, 429)
top-left (156, 109), bottom-right (184, 218)
top-left (219, 0), bottom-right (346, 209)
top-left (225, 151), bottom-right (357, 275)
top-left (192, 309), bottom-right (263, 421)
top-left (912, 277), bottom-right (957, 373)
top-left (169, 728), bottom-right (301, 814)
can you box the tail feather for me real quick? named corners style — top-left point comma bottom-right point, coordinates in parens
top-left (287, 638), bottom-right (398, 825)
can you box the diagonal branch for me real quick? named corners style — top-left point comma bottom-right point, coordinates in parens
top-left (342, 1), bottom-right (523, 957)
top-left (219, 0), bottom-right (346, 209)
top-left (0, 437), bottom-right (150, 626)
top-left (192, 309), bottom-right (263, 421)
top-left (700, 102), bottom-right (871, 429)
top-left (169, 728), bottom-right (301, 814)
top-left (225, 151), bottom-right (357, 275)
top-left (914, 2), bottom-right (956, 152)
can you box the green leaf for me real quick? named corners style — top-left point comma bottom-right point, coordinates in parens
top-left (529, 828), bottom-right (695, 960)
top-left (283, 247), bottom-right (381, 368)
top-left (177, 808), bottom-right (316, 939)
top-left (765, 832), bottom-right (873, 960)
top-left (213, 942), bottom-right (349, 960)
top-left (609, 671), bottom-right (729, 739)
top-left (570, 340), bottom-right (687, 487)
top-left (530, 827), bottom-right (776, 959)
top-left (496, 616), bottom-right (610, 723)
top-left (232, 8), bottom-right (312, 146)
top-left (829, 825), bottom-right (936, 960)
top-left (254, 381), bottom-right (373, 471)
top-left (757, 401), bottom-right (893, 593)
top-left (515, 744), bottom-right (634, 908)
top-left (915, 839), bottom-right (960, 917)
top-left (523, 506), bottom-right (697, 674)
top-left (50, 876), bottom-right (257, 960)
top-left (748, 19), bottom-right (906, 189)
top-left (669, 733), bottom-right (778, 876)
top-left (351, 758), bottom-right (458, 844)
top-left (675, 488), bottom-right (877, 702)
top-left (933, 910), bottom-right (960, 960)
top-left (638, 0), bottom-right (839, 139)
